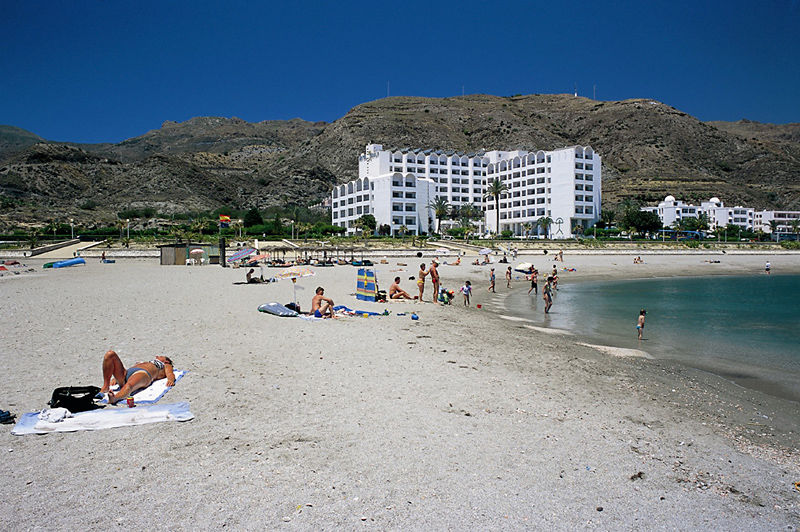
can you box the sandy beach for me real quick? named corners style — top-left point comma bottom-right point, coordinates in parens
top-left (1, 252), bottom-right (799, 529)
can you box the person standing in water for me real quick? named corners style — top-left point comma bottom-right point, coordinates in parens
top-left (637, 309), bottom-right (646, 340)
top-left (543, 277), bottom-right (553, 313)
top-left (528, 267), bottom-right (538, 295)
top-left (765, 261), bottom-right (771, 275)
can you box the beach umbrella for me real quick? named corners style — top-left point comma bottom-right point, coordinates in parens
top-left (189, 248), bottom-right (204, 255)
top-left (275, 265), bottom-right (315, 306)
top-left (246, 252), bottom-right (270, 265)
top-left (479, 248), bottom-right (492, 255)
top-left (514, 262), bottom-right (533, 274)
top-left (227, 247), bottom-right (256, 263)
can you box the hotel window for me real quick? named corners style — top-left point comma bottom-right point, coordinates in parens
top-left (393, 217), bottom-right (403, 225)
top-left (585, 164), bottom-right (593, 170)
top-left (585, 206), bottom-right (593, 214)
top-left (348, 208), bottom-right (354, 216)
top-left (348, 198), bottom-right (354, 204)
top-left (405, 192), bottom-right (416, 198)
top-left (392, 204), bottom-right (403, 212)
top-left (356, 206), bottom-right (362, 214)
top-left (405, 205), bottom-right (416, 212)
top-left (575, 184), bottom-right (584, 191)
top-left (405, 180), bottom-right (415, 187)
top-left (332, 212), bottom-right (338, 219)
top-left (440, 178), bottom-right (448, 183)
top-left (585, 185), bottom-right (593, 191)
top-left (575, 206), bottom-right (584, 214)
top-left (406, 217), bottom-right (416, 225)
top-left (440, 169), bottom-right (448, 174)
top-left (393, 191), bottom-right (402, 198)
top-left (537, 208), bottom-right (545, 216)
top-left (575, 195), bottom-right (583, 202)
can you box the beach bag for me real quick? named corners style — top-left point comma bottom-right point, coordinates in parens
top-left (47, 385), bottom-right (102, 413)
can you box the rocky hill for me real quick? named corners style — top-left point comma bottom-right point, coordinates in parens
top-left (1, 94), bottom-right (798, 227)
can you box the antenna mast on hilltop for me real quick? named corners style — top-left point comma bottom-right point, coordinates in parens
top-left (574, 83), bottom-right (578, 97)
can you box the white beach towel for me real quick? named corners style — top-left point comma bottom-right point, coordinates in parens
top-left (98, 370), bottom-right (188, 404)
top-left (11, 402), bottom-right (193, 435)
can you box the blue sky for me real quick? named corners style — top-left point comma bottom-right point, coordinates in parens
top-left (2, 0), bottom-right (798, 143)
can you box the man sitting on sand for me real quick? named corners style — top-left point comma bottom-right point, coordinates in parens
top-left (310, 286), bottom-right (336, 318)
top-left (100, 350), bottom-right (175, 405)
top-left (389, 276), bottom-right (417, 300)
top-left (246, 268), bottom-right (264, 283)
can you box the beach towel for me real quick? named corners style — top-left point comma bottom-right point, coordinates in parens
top-left (11, 402), bottom-right (194, 435)
top-left (97, 370), bottom-right (187, 405)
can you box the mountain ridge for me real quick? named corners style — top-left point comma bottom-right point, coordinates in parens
top-left (1, 94), bottom-right (798, 227)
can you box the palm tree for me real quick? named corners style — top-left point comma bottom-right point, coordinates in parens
top-left (695, 213), bottom-right (710, 232)
top-left (599, 209), bottom-right (616, 228)
top-left (484, 178), bottom-right (508, 236)
top-left (115, 219), bottom-right (127, 240)
top-left (398, 225), bottom-right (408, 241)
top-left (428, 196), bottom-right (450, 235)
top-left (537, 216), bottom-right (553, 239)
top-left (522, 222), bottom-right (533, 238)
top-left (790, 219), bottom-right (800, 241)
top-left (27, 229), bottom-right (41, 250)
top-left (768, 219), bottom-right (780, 241)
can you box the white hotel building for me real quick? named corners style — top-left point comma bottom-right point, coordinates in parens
top-left (643, 195), bottom-right (800, 237)
top-left (331, 144), bottom-right (601, 238)
top-left (642, 196), bottom-right (755, 230)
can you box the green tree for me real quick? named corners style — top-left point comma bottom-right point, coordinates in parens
top-left (428, 196), bottom-right (450, 234)
top-left (537, 216), bottom-right (553, 239)
top-left (599, 209), bottom-right (616, 228)
top-left (244, 208), bottom-right (264, 227)
top-left (484, 179), bottom-right (508, 235)
top-left (522, 222), bottom-right (533, 238)
top-left (356, 214), bottom-right (377, 233)
top-left (789, 219), bottom-right (800, 240)
top-left (115, 219), bottom-right (127, 239)
top-left (623, 210), bottom-right (661, 237)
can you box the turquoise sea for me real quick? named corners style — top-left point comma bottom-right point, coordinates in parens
top-left (506, 274), bottom-right (800, 403)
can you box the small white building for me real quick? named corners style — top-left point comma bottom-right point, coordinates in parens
top-left (641, 195), bottom-right (700, 227)
top-left (754, 210), bottom-right (800, 235)
top-left (332, 144), bottom-right (601, 238)
top-left (642, 195), bottom-right (800, 234)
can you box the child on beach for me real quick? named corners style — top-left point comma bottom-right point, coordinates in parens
top-left (505, 266), bottom-right (512, 288)
top-left (460, 280), bottom-right (472, 306)
top-left (637, 309), bottom-right (646, 340)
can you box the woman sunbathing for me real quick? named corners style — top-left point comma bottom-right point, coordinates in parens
top-left (100, 350), bottom-right (175, 404)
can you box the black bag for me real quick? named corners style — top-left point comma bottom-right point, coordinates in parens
top-left (48, 386), bottom-right (102, 413)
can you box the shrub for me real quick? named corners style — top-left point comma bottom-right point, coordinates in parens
top-left (500, 230), bottom-right (513, 239)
